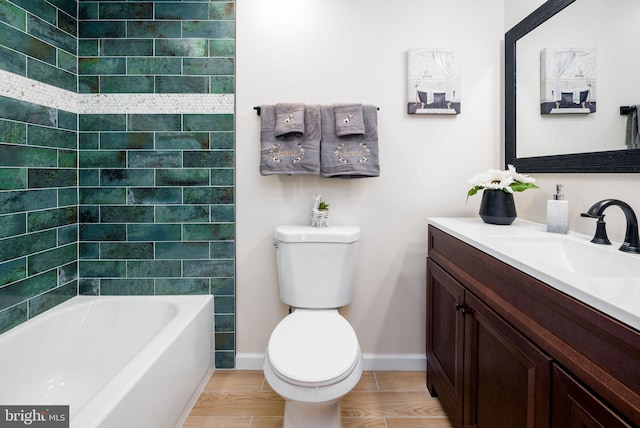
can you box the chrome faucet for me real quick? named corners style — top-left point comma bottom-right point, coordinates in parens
top-left (581, 199), bottom-right (640, 254)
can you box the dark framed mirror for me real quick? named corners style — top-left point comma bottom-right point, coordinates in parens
top-left (505, 0), bottom-right (640, 173)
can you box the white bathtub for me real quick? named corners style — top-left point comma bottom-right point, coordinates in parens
top-left (0, 295), bottom-right (214, 428)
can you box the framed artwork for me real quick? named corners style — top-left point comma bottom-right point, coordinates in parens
top-left (540, 47), bottom-right (596, 114)
top-left (408, 48), bottom-right (461, 115)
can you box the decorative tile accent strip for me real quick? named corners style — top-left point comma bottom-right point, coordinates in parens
top-left (78, 94), bottom-right (235, 114)
top-left (0, 71), bottom-right (234, 114)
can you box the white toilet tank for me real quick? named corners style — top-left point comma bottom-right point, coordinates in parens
top-left (274, 225), bottom-right (361, 308)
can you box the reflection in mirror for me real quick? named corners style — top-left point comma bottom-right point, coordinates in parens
top-left (516, 0), bottom-right (636, 158)
top-left (505, 0), bottom-right (640, 173)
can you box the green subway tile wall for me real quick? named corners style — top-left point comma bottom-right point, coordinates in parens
top-left (0, 0), bottom-right (77, 91)
top-left (0, 95), bottom-right (79, 334)
top-left (78, 0), bottom-right (235, 94)
top-left (78, 115), bottom-right (236, 368)
top-left (0, 0), bottom-right (236, 368)
top-left (76, 0), bottom-right (236, 368)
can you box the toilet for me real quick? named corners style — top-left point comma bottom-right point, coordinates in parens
top-left (264, 225), bottom-right (363, 428)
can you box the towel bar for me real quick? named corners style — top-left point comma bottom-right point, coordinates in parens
top-left (620, 106), bottom-right (636, 115)
top-left (254, 106), bottom-right (379, 116)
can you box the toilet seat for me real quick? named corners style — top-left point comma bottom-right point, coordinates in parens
top-left (267, 309), bottom-right (360, 387)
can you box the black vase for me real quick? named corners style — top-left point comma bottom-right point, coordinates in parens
top-left (479, 190), bottom-right (517, 225)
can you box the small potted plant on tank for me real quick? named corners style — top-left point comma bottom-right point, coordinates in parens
top-left (311, 195), bottom-right (330, 227)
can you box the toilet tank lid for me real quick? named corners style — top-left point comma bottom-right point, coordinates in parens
top-left (274, 225), bottom-right (361, 243)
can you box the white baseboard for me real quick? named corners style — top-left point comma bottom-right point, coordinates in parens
top-left (361, 353), bottom-right (427, 371)
top-left (235, 353), bottom-right (426, 371)
top-left (235, 353), bottom-right (266, 370)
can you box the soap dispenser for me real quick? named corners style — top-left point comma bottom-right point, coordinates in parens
top-left (547, 184), bottom-right (569, 234)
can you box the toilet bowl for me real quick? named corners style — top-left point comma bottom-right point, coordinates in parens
top-left (263, 309), bottom-right (363, 428)
top-left (265, 225), bottom-right (363, 428)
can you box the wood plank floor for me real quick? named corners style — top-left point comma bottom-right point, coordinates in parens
top-left (183, 370), bottom-right (452, 427)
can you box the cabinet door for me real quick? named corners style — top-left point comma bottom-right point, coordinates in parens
top-left (426, 259), bottom-right (465, 427)
top-left (464, 292), bottom-right (552, 428)
top-left (552, 364), bottom-right (633, 428)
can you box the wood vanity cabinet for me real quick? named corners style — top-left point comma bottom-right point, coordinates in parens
top-left (427, 258), bottom-right (551, 427)
top-left (552, 364), bottom-right (633, 428)
top-left (426, 225), bottom-right (640, 428)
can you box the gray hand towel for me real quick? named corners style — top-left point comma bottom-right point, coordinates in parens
top-left (274, 103), bottom-right (305, 137)
top-left (320, 104), bottom-right (380, 178)
top-left (334, 104), bottom-right (365, 136)
top-left (260, 104), bottom-right (321, 175)
top-left (626, 105), bottom-right (640, 149)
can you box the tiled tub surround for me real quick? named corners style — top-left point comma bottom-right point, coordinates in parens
top-left (0, 295), bottom-right (214, 428)
top-left (78, 111), bottom-right (236, 368)
top-left (0, 95), bottom-right (78, 335)
top-left (0, 100), bottom-right (237, 366)
top-left (0, 0), bottom-right (237, 368)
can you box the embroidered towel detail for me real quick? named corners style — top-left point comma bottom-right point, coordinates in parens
top-left (274, 103), bottom-right (305, 137)
top-left (260, 104), bottom-right (321, 175)
top-left (334, 104), bottom-right (365, 136)
top-left (320, 104), bottom-right (379, 178)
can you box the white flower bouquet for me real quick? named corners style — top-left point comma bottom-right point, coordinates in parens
top-left (467, 164), bottom-right (538, 200)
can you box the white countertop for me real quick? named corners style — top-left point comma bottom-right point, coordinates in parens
top-left (428, 217), bottom-right (640, 332)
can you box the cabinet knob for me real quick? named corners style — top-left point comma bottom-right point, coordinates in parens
top-left (455, 303), bottom-right (470, 316)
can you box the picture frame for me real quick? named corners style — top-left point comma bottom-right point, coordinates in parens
top-left (540, 47), bottom-right (596, 114)
top-left (407, 48), bottom-right (461, 115)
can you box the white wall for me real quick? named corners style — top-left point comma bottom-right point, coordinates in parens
top-left (505, 1), bottom-right (640, 242)
top-left (236, 0), bottom-right (505, 364)
top-left (505, 0), bottom-right (544, 30)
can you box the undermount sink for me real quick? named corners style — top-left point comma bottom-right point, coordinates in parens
top-left (485, 234), bottom-right (640, 278)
